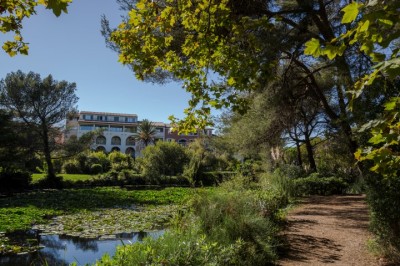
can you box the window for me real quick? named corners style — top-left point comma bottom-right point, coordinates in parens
top-left (111, 136), bottom-right (121, 145)
top-left (110, 126), bottom-right (123, 132)
top-left (111, 147), bottom-right (120, 152)
top-left (83, 115), bottom-right (93, 120)
top-left (96, 136), bottom-right (106, 145)
top-left (114, 116), bottom-right (119, 122)
top-left (156, 127), bottom-right (164, 133)
top-left (126, 117), bottom-right (136, 123)
top-left (125, 147), bottom-right (135, 157)
top-left (124, 127), bottom-right (137, 133)
top-left (96, 146), bottom-right (106, 153)
top-left (126, 136), bottom-right (135, 146)
top-left (95, 125), bottom-right (109, 131)
top-left (80, 125), bottom-right (93, 131)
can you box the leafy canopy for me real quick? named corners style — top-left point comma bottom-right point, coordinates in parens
top-left (305, 0), bottom-right (400, 178)
top-left (110, 0), bottom-right (279, 131)
top-left (0, 0), bottom-right (72, 56)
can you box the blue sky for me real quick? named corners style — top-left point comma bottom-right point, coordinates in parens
top-left (0, 0), bottom-right (196, 123)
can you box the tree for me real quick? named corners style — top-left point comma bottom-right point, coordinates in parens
top-left (0, 109), bottom-right (32, 170)
top-left (0, 0), bottom-right (71, 56)
top-left (0, 70), bottom-right (78, 183)
top-left (141, 141), bottom-right (188, 180)
top-left (305, 0), bottom-right (400, 258)
top-left (103, 0), bottom-right (373, 160)
top-left (134, 119), bottom-right (157, 147)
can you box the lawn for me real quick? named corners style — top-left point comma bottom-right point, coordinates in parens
top-left (31, 173), bottom-right (94, 183)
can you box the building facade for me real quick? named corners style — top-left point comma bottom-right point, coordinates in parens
top-left (66, 111), bottom-right (212, 157)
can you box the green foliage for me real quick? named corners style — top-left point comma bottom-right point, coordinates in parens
top-left (0, 0), bottom-right (71, 56)
top-left (90, 164), bottom-right (103, 175)
top-left (134, 119), bottom-right (157, 146)
top-left (293, 174), bottom-right (349, 196)
top-left (260, 171), bottom-right (297, 199)
top-left (62, 160), bottom-right (81, 174)
top-left (0, 168), bottom-right (31, 192)
top-left (108, 151), bottom-right (132, 171)
top-left (0, 70), bottom-right (78, 181)
top-left (365, 173), bottom-right (400, 261)
top-left (95, 216), bottom-right (244, 266)
top-left (96, 185), bottom-right (289, 265)
top-left (355, 97), bottom-right (400, 178)
top-left (0, 187), bottom-right (194, 233)
top-left (141, 141), bottom-right (188, 180)
top-left (304, 0), bottom-right (399, 98)
top-left (183, 138), bottom-right (228, 186)
top-left (189, 188), bottom-right (288, 264)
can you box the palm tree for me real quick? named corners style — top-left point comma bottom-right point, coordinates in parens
top-left (134, 119), bottom-right (157, 147)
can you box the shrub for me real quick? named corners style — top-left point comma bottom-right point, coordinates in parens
top-left (0, 168), bottom-right (31, 192)
top-left (365, 174), bottom-right (400, 262)
top-left (95, 216), bottom-right (244, 266)
top-left (260, 171), bottom-right (297, 199)
top-left (95, 187), bottom-right (289, 266)
top-left (90, 164), bottom-right (103, 175)
top-left (293, 174), bottom-right (348, 196)
top-left (190, 189), bottom-right (288, 264)
top-left (141, 142), bottom-right (188, 180)
top-left (273, 164), bottom-right (306, 179)
top-left (117, 169), bottom-right (146, 185)
top-left (62, 160), bottom-right (81, 174)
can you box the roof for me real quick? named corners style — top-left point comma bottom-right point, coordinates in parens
top-left (80, 111), bottom-right (138, 117)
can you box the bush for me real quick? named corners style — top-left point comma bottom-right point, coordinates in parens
top-left (95, 216), bottom-right (244, 266)
top-left (365, 174), bottom-right (400, 262)
top-left (0, 168), bottom-right (31, 192)
top-left (293, 173), bottom-right (349, 196)
top-left (90, 164), bottom-right (103, 175)
top-left (117, 169), bottom-right (146, 185)
top-left (190, 189), bottom-right (288, 264)
top-left (95, 187), bottom-right (289, 266)
top-left (63, 160), bottom-right (81, 174)
top-left (141, 142), bottom-right (188, 180)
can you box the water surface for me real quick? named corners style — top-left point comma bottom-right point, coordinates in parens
top-left (0, 231), bottom-right (163, 266)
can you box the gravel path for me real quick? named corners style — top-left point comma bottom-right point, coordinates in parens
top-left (277, 195), bottom-right (387, 266)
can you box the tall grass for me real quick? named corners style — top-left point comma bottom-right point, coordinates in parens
top-left (94, 175), bottom-right (290, 265)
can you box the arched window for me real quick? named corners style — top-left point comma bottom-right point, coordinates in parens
top-left (126, 136), bottom-right (135, 146)
top-left (178, 139), bottom-right (187, 146)
top-left (111, 147), bottom-right (120, 152)
top-left (111, 136), bottom-right (121, 145)
top-left (96, 146), bottom-right (106, 153)
top-left (96, 136), bottom-right (106, 145)
top-left (125, 147), bottom-right (135, 157)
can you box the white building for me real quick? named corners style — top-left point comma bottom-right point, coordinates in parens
top-left (66, 111), bottom-right (212, 157)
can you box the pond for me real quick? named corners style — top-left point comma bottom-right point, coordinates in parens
top-left (0, 231), bottom-right (163, 266)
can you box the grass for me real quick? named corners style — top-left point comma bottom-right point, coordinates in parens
top-left (31, 173), bottom-right (94, 183)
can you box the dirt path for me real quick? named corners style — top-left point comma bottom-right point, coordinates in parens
top-left (277, 195), bottom-right (386, 266)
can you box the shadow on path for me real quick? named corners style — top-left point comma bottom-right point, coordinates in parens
top-left (277, 195), bottom-right (380, 266)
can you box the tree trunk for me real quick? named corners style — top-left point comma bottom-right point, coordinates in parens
top-left (295, 140), bottom-right (303, 167)
top-left (42, 127), bottom-right (56, 180)
top-left (304, 134), bottom-right (317, 172)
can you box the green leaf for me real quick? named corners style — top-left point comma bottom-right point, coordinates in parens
top-left (341, 2), bottom-right (363, 24)
top-left (304, 38), bottom-right (322, 57)
top-left (384, 98), bottom-right (399, 111)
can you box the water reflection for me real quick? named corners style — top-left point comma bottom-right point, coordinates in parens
top-left (0, 231), bottom-right (163, 266)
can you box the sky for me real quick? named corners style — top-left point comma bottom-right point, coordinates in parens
top-left (0, 0), bottom-right (196, 123)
